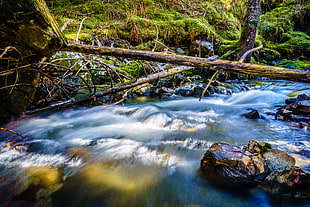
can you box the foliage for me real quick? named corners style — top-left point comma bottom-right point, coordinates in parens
top-left (49, 0), bottom-right (309, 68)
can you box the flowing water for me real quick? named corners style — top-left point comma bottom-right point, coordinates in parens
top-left (0, 81), bottom-right (310, 207)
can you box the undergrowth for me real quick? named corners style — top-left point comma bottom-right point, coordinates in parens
top-left (46, 0), bottom-right (310, 69)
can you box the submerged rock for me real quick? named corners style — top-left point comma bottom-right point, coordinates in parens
top-left (200, 140), bottom-right (310, 198)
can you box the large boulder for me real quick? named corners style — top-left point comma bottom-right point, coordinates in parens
top-left (200, 140), bottom-right (310, 198)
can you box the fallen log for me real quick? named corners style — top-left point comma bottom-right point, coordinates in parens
top-left (26, 66), bottom-right (194, 114)
top-left (61, 44), bottom-right (310, 83)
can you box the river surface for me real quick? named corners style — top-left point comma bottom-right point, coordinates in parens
top-left (0, 81), bottom-right (310, 207)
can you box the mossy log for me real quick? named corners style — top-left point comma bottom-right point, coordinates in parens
top-left (62, 44), bottom-right (310, 83)
top-left (0, 0), bottom-right (65, 124)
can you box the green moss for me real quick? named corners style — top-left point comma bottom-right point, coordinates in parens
top-left (258, 142), bottom-right (273, 153)
top-left (273, 31), bottom-right (310, 58)
top-left (116, 61), bottom-right (145, 77)
top-left (50, 0), bottom-right (309, 61)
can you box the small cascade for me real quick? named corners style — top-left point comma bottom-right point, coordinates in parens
top-left (0, 81), bottom-right (309, 207)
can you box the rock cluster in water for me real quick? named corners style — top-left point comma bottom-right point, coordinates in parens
top-left (200, 140), bottom-right (310, 198)
top-left (277, 93), bottom-right (310, 127)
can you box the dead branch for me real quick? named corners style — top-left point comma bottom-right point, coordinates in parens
top-left (75, 17), bottom-right (87, 44)
top-left (199, 70), bottom-right (219, 101)
top-left (61, 19), bottom-right (73, 31)
top-left (0, 127), bottom-right (27, 139)
top-left (239, 45), bottom-right (263, 63)
top-left (26, 66), bottom-right (194, 114)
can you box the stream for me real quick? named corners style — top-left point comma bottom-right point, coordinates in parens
top-left (0, 80), bottom-right (310, 207)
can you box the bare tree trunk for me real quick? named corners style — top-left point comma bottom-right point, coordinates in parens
top-left (237, 0), bottom-right (262, 62)
top-left (61, 44), bottom-right (310, 83)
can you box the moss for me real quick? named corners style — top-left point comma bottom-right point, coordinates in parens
top-left (257, 1), bottom-right (310, 59)
top-left (272, 31), bottom-right (310, 58)
top-left (50, 0), bottom-right (309, 62)
top-left (116, 61), bottom-right (145, 77)
top-left (258, 142), bottom-right (273, 153)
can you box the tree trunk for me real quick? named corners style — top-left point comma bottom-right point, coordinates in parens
top-left (61, 44), bottom-right (310, 83)
top-left (0, 0), bottom-right (65, 124)
top-left (237, 0), bottom-right (262, 62)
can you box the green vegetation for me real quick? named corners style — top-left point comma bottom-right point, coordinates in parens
top-left (46, 0), bottom-right (310, 70)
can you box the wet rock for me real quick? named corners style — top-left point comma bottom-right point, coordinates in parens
top-left (263, 166), bottom-right (310, 198)
top-left (200, 141), bottom-right (268, 183)
top-left (189, 40), bottom-right (214, 58)
top-left (200, 140), bottom-right (310, 198)
top-left (68, 146), bottom-right (92, 162)
top-left (131, 83), bottom-right (154, 96)
top-left (175, 48), bottom-right (187, 55)
top-left (243, 109), bottom-right (261, 119)
top-left (175, 87), bottom-right (194, 96)
top-left (155, 87), bottom-right (175, 96)
top-left (193, 85), bottom-right (206, 97)
top-left (10, 166), bottom-right (64, 206)
top-left (21, 166), bottom-right (63, 188)
top-left (277, 93), bottom-right (310, 124)
top-left (263, 149), bottom-right (295, 171)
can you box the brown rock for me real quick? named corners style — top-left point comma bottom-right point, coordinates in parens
top-left (263, 166), bottom-right (310, 198)
top-left (200, 141), bottom-right (268, 183)
top-left (200, 140), bottom-right (310, 198)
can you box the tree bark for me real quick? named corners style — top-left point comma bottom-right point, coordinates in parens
top-left (61, 44), bottom-right (310, 83)
top-left (237, 0), bottom-right (262, 62)
top-left (0, 0), bottom-right (65, 124)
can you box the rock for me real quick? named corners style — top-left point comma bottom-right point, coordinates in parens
top-left (263, 166), bottom-right (310, 198)
top-left (263, 148), bottom-right (295, 171)
top-left (131, 83), bottom-right (154, 96)
top-left (285, 100), bottom-right (310, 115)
top-left (243, 109), bottom-right (260, 119)
top-left (200, 141), bottom-right (268, 183)
top-left (189, 40), bottom-right (214, 58)
top-left (175, 87), bottom-right (194, 96)
top-left (200, 140), bottom-right (310, 198)
top-left (277, 93), bottom-right (310, 124)
top-left (21, 166), bottom-right (63, 188)
top-left (176, 48), bottom-right (187, 55)
top-left (296, 94), bottom-right (310, 102)
top-left (7, 166), bottom-right (64, 207)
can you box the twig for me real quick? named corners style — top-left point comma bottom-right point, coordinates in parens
top-left (75, 17), bottom-right (87, 44)
top-left (0, 83), bottom-right (33, 90)
top-left (0, 46), bottom-right (21, 58)
top-left (239, 45), bottom-right (263, 63)
top-left (61, 19), bottom-right (72, 31)
top-left (152, 25), bottom-right (159, 52)
top-left (38, 62), bottom-right (93, 93)
top-left (199, 70), bottom-right (219, 101)
top-left (0, 127), bottom-right (27, 139)
top-left (26, 66), bottom-right (195, 114)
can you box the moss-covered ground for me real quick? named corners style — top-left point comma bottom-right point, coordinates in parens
top-left (46, 0), bottom-right (310, 70)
